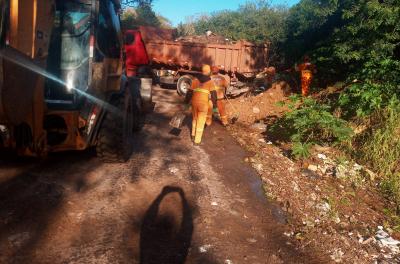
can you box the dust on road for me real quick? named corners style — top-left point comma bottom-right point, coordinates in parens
top-left (0, 86), bottom-right (327, 263)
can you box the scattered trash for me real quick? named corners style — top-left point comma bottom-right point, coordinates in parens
top-left (302, 168), bottom-right (320, 180)
top-left (302, 220), bottom-right (315, 227)
top-left (76, 212), bottom-right (83, 220)
top-left (318, 153), bottom-right (327, 160)
top-left (254, 163), bottom-right (263, 172)
top-left (169, 167), bottom-right (179, 174)
top-left (169, 112), bottom-right (186, 129)
top-left (364, 168), bottom-right (376, 181)
top-left (246, 238), bottom-right (257, 243)
top-left (307, 164), bottom-right (318, 172)
top-left (310, 193), bottom-right (318, 201)
top-left (334, 164), bottom-right (348, 179)
top-left (266, 141), bottom-right (273, 145)
top-left (357, 233), bottom-right (364, 243)
top-left (284, 231), bottom-right (294, 237)
top-left (252, 106), bottom-right (260, 114)
top-left (330, 248), bottom-right (344, 263)
top-left (362, 237), bottom-right (374, 245)
top-left (225, 260), bottom-right (233, 264)
top-left (199, 244), bottom-right (212, 253)
top-left (211, 202), bottom-right (218, 206)
top-left (292, 182), bottom-right (300, 192)
top-left (295, 232), bottom-right (305, 240)
top-left (375, 227), bottom-right (400, 247)
top-left (250, 122), bottom-right (267, 131)
top-left (316, 201), bottom-right (331, 214)
top-left (333, 215), bottom-right (341, 224)
top-left (353, 163), bottom-right (363, 171)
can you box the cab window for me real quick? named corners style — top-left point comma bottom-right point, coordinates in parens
top-left (96, 0), bottom-right (121, 60)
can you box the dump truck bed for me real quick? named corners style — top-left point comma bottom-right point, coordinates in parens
top-left (139, 26), bottom-right (270, 76)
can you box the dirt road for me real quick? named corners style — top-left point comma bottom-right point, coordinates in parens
top-left (0, 86), bottom-right (327, 263)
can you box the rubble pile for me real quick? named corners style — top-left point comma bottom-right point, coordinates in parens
top-left (175, 34), bottom-right (231, 44)
top-left (226, 82), bottom-right (289, 125)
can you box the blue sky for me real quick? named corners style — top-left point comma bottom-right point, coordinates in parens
top-left (152, 0), bottom-right (300, 26)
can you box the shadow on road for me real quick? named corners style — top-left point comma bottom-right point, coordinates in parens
top-left (140, 186), bottom-right (193, 264)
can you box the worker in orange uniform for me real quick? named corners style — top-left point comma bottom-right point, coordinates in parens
top-left (211, 66), bottom-right (229, 126)
top-left (185, 65), bottom-right (218, 144)
top-left (297, 56), bottom-right (316, 96)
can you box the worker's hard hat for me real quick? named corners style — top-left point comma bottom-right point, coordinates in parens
top-left (202, 64), bottom-right (211, 75)
top-left (211, 66), bottom-right (219, 74)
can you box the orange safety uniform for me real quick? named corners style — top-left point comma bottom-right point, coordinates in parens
top-left (211, 73), bottom-right (229, 125)
top-left (298, 62), bottom-right (315, 96)
top-left (185, 74), bottom-right (217, 144)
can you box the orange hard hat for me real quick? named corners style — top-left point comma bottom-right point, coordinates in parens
top-left (202, 64), bottom-right (211, 75)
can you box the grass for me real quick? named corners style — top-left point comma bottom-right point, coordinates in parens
top-left (354, 107), bottom-right (400, 209)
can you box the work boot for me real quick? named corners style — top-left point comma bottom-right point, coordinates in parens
top-left (206, 117), bottom-right (212, 126)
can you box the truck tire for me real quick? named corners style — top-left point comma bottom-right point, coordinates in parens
top-left (177, 75), bottom-right (192, 96)
top-left (96, 88), bottom-right (134, 163)
top-left (132, 93), bottom-right (145, 131)
top-left (128, 78), bottom-right (145, 131)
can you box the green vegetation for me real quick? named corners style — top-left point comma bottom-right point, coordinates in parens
top-left (192, 2), bottom-right (288, 44)
top-left (120, 1), bottom-right (172, 29)
top-left (271, 96), bottom-right (353, 159)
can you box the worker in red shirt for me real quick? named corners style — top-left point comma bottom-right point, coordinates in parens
top-left (185, 65), bottom-right (218, 144)
top-left (296, 55), bottom-right (316, 96)
top-left (124, 30), bottom-right (150, 77)
top-left (211, 66), bottom-right (229, 126)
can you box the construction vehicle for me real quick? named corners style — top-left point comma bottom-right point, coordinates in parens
top-left (0, 0), bottom-right (150, 162)
top-left (124, 26), bottom-right (271, 97)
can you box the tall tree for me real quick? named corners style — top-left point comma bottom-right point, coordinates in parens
top-left (120, 0), bottom-right (161, 29)
top-left (121, 0), bottom-right (154, 8)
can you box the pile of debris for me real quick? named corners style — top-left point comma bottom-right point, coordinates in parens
top-left (226, 81), bottom-right (290, 125)
top-left (302, 148), bottom-right (377, 185)
top-left (175, 33), bottom-right (231, 44)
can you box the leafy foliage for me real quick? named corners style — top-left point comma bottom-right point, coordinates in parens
top-left (121, 0), bottom-right (154, 8)
top-left (284, 0), bottom-right (400, 86)
top-left (338, 58), bottom-right (400, 117)
top-left (270, 96), bottom-right (353, 158)
top-left (120, 1), bottom-right (165, 29)
top-left (192, 1), bottom-right (288, 45)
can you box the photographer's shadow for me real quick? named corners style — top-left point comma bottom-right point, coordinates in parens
top-left (140, 186), bottom-right (193, 264)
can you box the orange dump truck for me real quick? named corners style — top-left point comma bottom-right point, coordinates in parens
top-left (124, 26), bottom-right (271, 96)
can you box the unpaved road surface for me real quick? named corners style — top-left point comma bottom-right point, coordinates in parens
top-left (0, 86), bottom-right (327, 263)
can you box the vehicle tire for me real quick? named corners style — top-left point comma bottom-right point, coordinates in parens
top-left (96, 88), bottom-right (134, 163)
top-left (128, 78), bottom-right (145, 131)
top-left (132, 91), bottom-right (145, 131)
top-left (177, 75), bottom-right (192, 96)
